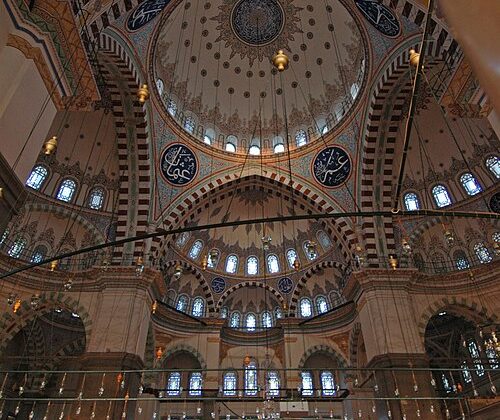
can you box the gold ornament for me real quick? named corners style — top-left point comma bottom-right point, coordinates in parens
top-left (0, 187), bottom-right (4, 200)
top-left (13, 299), bottom-right (22, 313)
top-left (137, 84), bottom-right (150, 104)
top-left (272, 50), bottom-right (289, 72)
top-left (402, 238), bottom-right (412, 254)
top-left (173, 262), bottom-right (183, 279)
top-left (50, 260), bottom-right (58, 271)
top-left (42, 136), bottom-right (58, 155)
top-left (444, 230), bottom-right (455, 247)
top-left (261, 236), bottom-right (272, 251)
top-left (151, 301), bottom-right (158, 314)
top-left (201, 254), bottom-right (208, 270)
top-left (293, 257), bottom-right (301, 271)
top-left (409, 49), bottom-right (420, 67)
top-left (388, 254), bottom-right (398, 270)
top-left (244, 355), bottom-right (251, 366)
top-left (156, 347), bottom-right (163, 360)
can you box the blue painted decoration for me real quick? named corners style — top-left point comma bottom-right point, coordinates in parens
top-left (278, 277), bottom-right (293, 294)
top-left (312, 146), bottom-right (351, 188)
top-left (211, 277), bottom-right (226, 294)
top-left (160, 143), bottom-right (197, 186)
top-left (490, 192), bottom-right (500, 214)
top-left (127, 0), bottom-right (171, 31)
top-left (354, 0), bottom-right (400, 37)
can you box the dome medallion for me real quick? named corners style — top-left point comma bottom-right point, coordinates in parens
top-left (231, 0), bottom-right (285, 46)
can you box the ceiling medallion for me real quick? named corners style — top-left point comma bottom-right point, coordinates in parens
top-left (312, 146), bottom-right (352, 188)
top-left (354, 0), bottom-right (400, 38)
top-left (212, 0), bottom-right (302, 66)
top-left (159, 143), bottom-right (198, 186)
top-left (127, 0), bottom-right (172, 31)
top-left (489, 192), bottom-right (500, 214)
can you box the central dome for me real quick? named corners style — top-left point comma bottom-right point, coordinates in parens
top-left (152, 0), bottom-right (366, 154)
top-left (231, 0), bottom-right (285, 46)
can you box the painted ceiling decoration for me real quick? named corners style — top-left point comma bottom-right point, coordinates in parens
top-left (127, 0), bottom-right (173, 31)
top-left (159, 143), bottom-right (198, 186)
top-left (312, 146), bottom-right (352, 188)
top-left (211, 277), bottom-right (226, 294)
top-left (354, 0), bottom-right (401, 37)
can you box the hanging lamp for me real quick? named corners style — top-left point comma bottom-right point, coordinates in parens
top-left (42, 136), bottom-right (58, 155)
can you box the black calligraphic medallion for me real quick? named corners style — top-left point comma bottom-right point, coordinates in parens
top-left (127, 0), bottom-right (171, 31)
top-left (211, 277), bottom-right (226, 294)
top-left (490, 192), bottom-right (500, 214)
top-left (354, 0), bottom-right (401, 37)
top-left (312, 146), bottom-right (351, 188)
top-left (160, 143), bottom-right (197, 186)
top-left (278, 277), bottom-right (293, 294)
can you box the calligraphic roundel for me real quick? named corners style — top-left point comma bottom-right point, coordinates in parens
top-left (160, 143), bottom-right (198, 186)
top-left (211, 277), bottom-right (226, 294)
top-left (312, 146), bottom-right (352, 188)
top-left (127, 0), bottom-right (171, 32)
top-left (354, 0), bottom-right (400, 37)
top-left (278, 277), bottom-right (293, 294)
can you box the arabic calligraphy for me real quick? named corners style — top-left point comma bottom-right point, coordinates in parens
top-left (160, 144), bottom-right (197, 186)
top-left (355, 0), bottom-right (400, 37)
top-left (211, 277), bottom-right (226, 294)
top-left (490, 192), bottom-right (500, 214)
top-left (278, 277), bottom-right (293, 294)
top-left (312, 146), bottom-right (351, 188)
top-left (127, 0), bottom-right (171, 31)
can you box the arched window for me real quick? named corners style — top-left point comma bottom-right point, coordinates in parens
top-left (189, 372), bottom-right (202, 396)
top-left (432, 184), bottom-right (452, 208)
top-left (167, 99), bottom-right (177, 116)
top-left (246, 256), bottom-right (258, 275)
top-left (203, 134), bottom-right (212, 145)
top-left (188, 240), bottom-right (203, 259)
top-left (486, 346), bottom-right (499, 370)
top-left (8, 237), bottom-right (27, 259)
top-left (245, 313), bottom-right (256, 331)
top-left (286, 249), bottom-right (298, 269)
top-left (493, 232), bottom-right (500, 244)
top-left (431, 253), bottom-right (446, 273)
top-left (192, 297), bottom-right (204, 317)
top-left (316, 296), bottom-right (329, 314)
top-left (176, 295), bottom-right (188, 312)
top-left (88, 187), bottom-right (105, 210)
top-left (321, 124), bottom-right (329, 135)
top-left (474, 242), bottom-right (492, 264)
top-left (486, 156), bottom-right (500, 179)
top-left (453, 250), bottom-right (470, 270)
top-left (56, 179), bottom-right (77, 202)
top-left (0, 229), bottom-right (9, 246)
top-left (300, 371), bottom-right (313, 396)
top-left (468, 340), bottom-right (485, 376)
top-left (175, 232), bottom-right (190, 249)
top-left (441, 373), bottom-right (453, 393)
top-left (321, 371), bottom-right (335, 396)
top-left (267, 254), bottom-right (280, 274)
top-left (303, 241), bottom-right (318, 260)
top-left (225, 254), bottom-right (238, 274)
top-left (274, 143), bottom-right (285, 153)
top-left (461, 362), bottom-right (472, 383)
top-left (317, 231), bottom-right (332, 250)
top-left (460, 173), bottom-right (482, 196)
top-left (244, 361), bottom-right (258, 396)
top-left (226, 142), bottom-right (236, 153)
top-left (229, 312), bottom-right (241, 328)
top-left (208, 249), bottom-right (219, 268)
top-left (26, 165), bottom-right (48, 190)
top-left (248, 145), bottom-right (260, 155)
top-left (267, 371), bottom-right (280, 397)
top-left (31, 245), bottom-right (47, 263)
top-left (184, 116), bottom-right (195, 134)
top-left (156, 78), bottom-right (164, 96)
top-left (274, 307), bottom-right (283, 319)
top-left (350, 83), bottom-right (360, 100)
top-left (220, 307), bottom-right (228, 319)
top-left (329, 291), bottom-right (344, 307)
top-left (261, 311), bottom-right (273, 328)
top-left (295, 130), bottom-right (307, 147)
top-left (299, 297), bottom-right (312, 318)
top-left (403, 192), bottom-right (420, 211)
top-left (166, 372), bottom-right (181, 396)
top-left (223, 371), bottom-right (237, 396)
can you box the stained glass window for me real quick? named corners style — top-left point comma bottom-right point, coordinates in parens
top-left (184, 116), bottom-right (195, 133)
top-left (249, 145), bottom-right (260, 155)
top-left (468, 340), bottom-right (484, 376)
top-left (208, 249), bottom-right (219, 268)
top-left (166, 372), bottom-right (181, 396)
top-left (226, 255), bottom-right (238, 274)
top-left (317, 231), bottom-right (332, 249)
top-left (453, 250), bottom-right (470, 270)
top-left (156, 78), bottom-right (164, 96)
top-left (350, 83), bottom-right (360, 100)
top-left (321, 371), bottom-right (335, 396)
top-left (220, 307), bottom-right (228, 319)
top-left (167, 99), bottom-right (177, 116)
top-left (460, 173), bottom-right (482, 196)
top-left (461, 362), bottom-right (472, 383)
top-left (246, 256), bottom-right (258, 275)
top-left (486, 156), bottom-right (500, 178)
top-left (176, 295), bottom-right (188, 312)
top-left (223, 371), bottom-right (237, 396)
top-left (203, 135), bottom-right (212, 145)
top-left (262, 311), bottom-right (273, 328)
top-left (486, 346), bottom-right (499, 369)
top-left (474, 242), bottom-right (492, 264)
top-left (303, 241), bottom-right (318, 260)
top-left (226, 142), bottom-right (236, 153)
top-left (274, 307), bottom-right (283, 319)
top-left (301, 371), bottom-right (313, 396)
top-left (295, 130), bottom-right (307, 147)
top-left (229, 312), bottom-right (240, 328)
top-left (188, 240), bottom-right (203, 259)
top-left (316, 296), bottom-right (328, 314)
top-left (404, 192), bottom-right (420, 211)
top-left (432, 185), bottom-right (452, 208)
top-left (0, 229), bottom-right (8, 246)
top-left (299, 298), bottom-right (312, 318)
top-left (441, 373), bottom-right (452, 393)
top-left (26, 165), bottom-right (48, 190)
top-left (267, 371), bottom-right (280, 397)
top-left (31, 245), bottom-right (47, 263)
top-left (192, 297), bottom-right (204, 317)
top-left (56, 179), bottom-right (77, 203)
top-left (88, 187), bottom-right (105, 210)
top-left (189, 372), bottom-right (202, 396)
top-left (286, 249), bottom-right (298, 269)
top-left (175, 232), bottom-right (190, 249)
top-left (267, 254), bottom-right (280, 273)
top-left (244, 361), bottom-right (258, 396)
top-left (8, 237), bottom-right (26, 259)
top-left (245, 313), bottom-right (256, 331)
top-left (274, 143), bottom-right (285, 153)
